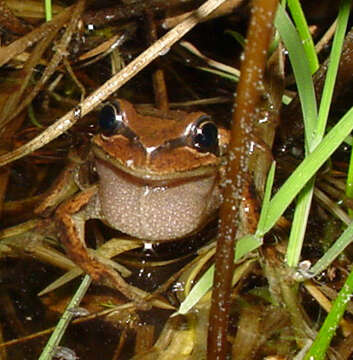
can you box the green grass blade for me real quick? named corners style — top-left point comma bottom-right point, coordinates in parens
top-left (309, 220), bottom-right (353, 277)
top-left (263, 105), bottom-right (353, 234)
top-left (304, 267), bottom-right (353, 360)
top-left (45, 0), bottom-right (52, 22)
top-left (197, 66), bottom-right (240, 81)
top-left (285, 0), bottom-right (350, 267)
top-left (346, 149), bottom-right (353, 198)
top-left (39, 275), bottom-right (91, 360)
top-left (225, 30), bottom-right (246, 48)
top-left (287, 0), bottom-right (319, 74)
top-left (286, 179), bottom-right (314, 267)
top-left (198, 66), bottom-right (292, 104)
top-left (275, 3), bottom-right (318, 267)
top-left (275, 4), bottom-right (317, 148)
top-left (28, 103), bottom-right (44, 129)
top-left (178, 234), bottom-right (263, 315)
top-left (177, 265), bottom-right (214, 315)
top-left (235, 234), bottom-right (262, 260)
top-left (235, 163), bottom-right (276, 257)
top-left (177, 250), bottom-right (259, 315)
top-left (312, 0), bottom-right (351, 149)
top-left (257, 162), bottom-right (276, 234)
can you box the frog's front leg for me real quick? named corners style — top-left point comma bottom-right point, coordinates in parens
top-left (55, 185), bottom-right (143, 303)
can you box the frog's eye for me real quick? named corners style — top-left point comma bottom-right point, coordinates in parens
top-left (98, 102), bottom-right (124, 136)
top-left (191, 116), bottom-right (219, 154)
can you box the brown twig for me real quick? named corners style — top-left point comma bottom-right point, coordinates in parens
top-left (207, 0), bottom-right (278, 359)
top-left (146, 11), bottom-right (169, 111)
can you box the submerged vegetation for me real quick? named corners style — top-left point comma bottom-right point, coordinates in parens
top-left (0, 0), bottom-right (353, 359)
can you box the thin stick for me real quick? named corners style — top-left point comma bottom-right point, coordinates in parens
top-left (315, 19), bottom-right (337, 54)
top-left (207, 0), bottom-right (278, 358)
top-left (0, 0), bottom-right (227, 167)
top-left (146, 10), bottom-right (169, 111)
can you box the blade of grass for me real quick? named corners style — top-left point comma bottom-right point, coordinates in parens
top-left (45, 0), bottom-right (52, 22)
top-left (180, 42), bottom-right (293, 104)
top-left (309, 220), bottom-right (353, 277)
top-left (287, 0), bottom-right (319, 74)
top-left (197, 66), bottom-right (292, 104)
top-left (225, 29), bottom-right (245, 48)
top-left (288, 0), bottom-right (350, 267)
top-left (234, 234), bottom-right (262, 260)
top-left (28, 103), bottom-right (44, 129)
top-left (197, 66), bottom-right (240, 81)
top-left (312, 0), bottom-right (351, 149)
top-left (257, 161), bottom-right (276, 234)
top-left (303, 267), bottom-right (353, 360)
top-left (177, 264), bottom-right (214, 315)
top-left (263, 104), bottom-right (353, 234)
top-left (177, 234), bottom-right (264, 316)
top-left (38, 275), bottom-right (91, 360)
top-left (180, 41), bottom-right (241, 79)
top-left (275, 4), bottom-right (317, 148)
top-left (286, 180), bottom-right (314, 266)
top-left (275, 0), bottom-right (350, 267)
top-left (346, 149), bottom-right (353, 199)
top-left (177, 252), bottom-right (259, 315)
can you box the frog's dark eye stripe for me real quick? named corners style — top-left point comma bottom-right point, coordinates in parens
top-left (98, 101), bottom-right (124, 136)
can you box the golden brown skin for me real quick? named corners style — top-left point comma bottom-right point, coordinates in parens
top-left (37, 99), bottom-right (228, 302)
top-left (54, 185), bottom-right (143, 302)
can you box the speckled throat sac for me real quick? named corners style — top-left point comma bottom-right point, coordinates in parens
top-left (95, 159), bottom-right (221, 241)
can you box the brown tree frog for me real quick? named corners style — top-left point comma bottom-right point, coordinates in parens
top-left (37, 99), bottom-right (229, 302)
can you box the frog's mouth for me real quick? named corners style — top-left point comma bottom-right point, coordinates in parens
top-left (92, 145), bottom-right (220, 182)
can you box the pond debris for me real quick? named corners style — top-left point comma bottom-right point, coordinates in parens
top-left (53, 346), bottom-right (79, 360)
